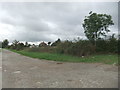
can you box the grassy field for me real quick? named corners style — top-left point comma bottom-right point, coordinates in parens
top-left (10, 49), bottom-right (118, 65)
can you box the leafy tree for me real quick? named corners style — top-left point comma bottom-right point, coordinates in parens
top-left (10, 40), bottom-right (25, 50)
top-left (24, 42), bottom-right (31, 47)
top-left (25, 42), bottom-right (29, 47)
top-left (83, 11), bottom-right (114, 45)
top-left (10, 40), bottom-right (19, 49)
top-left (28, 44), bottom-right (31, 47)
top-left (51, 38), bottom-right (61, 46)
top-left (2, 39), bottom-right (9, 48)
top-left (16, 43), bottom-right (24, 50)
top-left (12, 40), bottom-right (19, 46)
top-left (48, 42), bottom-right (51, 46)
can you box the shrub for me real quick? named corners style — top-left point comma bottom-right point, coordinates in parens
top-left (96, 38), bottom-right (118, 53)
top-left (24, 46), bottom-right (56, 53)
top-left (107, 38), bottom-right (118, 53)
top-left (56, 40), bottom-right (73, 54)
top-left (96, 39), bottom-right (108, 53)
top-left (56, 40), bottom-right (95, 57)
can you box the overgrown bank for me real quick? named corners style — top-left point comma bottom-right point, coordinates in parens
top-left (10, 49), bottom-right (118, 65)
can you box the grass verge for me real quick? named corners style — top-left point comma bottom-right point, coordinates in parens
top-left (10, 49), bottom-right (118, 65)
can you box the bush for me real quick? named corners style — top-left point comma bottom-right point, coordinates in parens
top-left (56, 40), bottom-right (73, 54)
top-left (107, 38), bottom-right (118, 53)
top-left (24, 46), bottom-right (56, 53)
top-left (56, 40), bottom-right (95, 57)
top-left (9, 42), bottom-right (25, 50)
top-left (72, 40), bottom-right (95, 56)
top-left (96, 39), bottom-right (108, 53)
top-left (96, 38), bottom-right (118, 53)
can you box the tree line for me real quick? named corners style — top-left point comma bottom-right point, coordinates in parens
top-left (1, 11), bottom-right (119, 56)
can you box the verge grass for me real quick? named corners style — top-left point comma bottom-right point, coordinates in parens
top-left (10, 49), bottom-right (118, 65)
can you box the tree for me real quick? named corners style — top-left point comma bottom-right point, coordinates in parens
top-left (28, 44), bottom-right (31, 47)
top-left (48, 42), bottom-right (51, 46)
top-left (25, 42), bottom-right (28, 47)
top-left (82, 11), bottom-right (114, 45)
top-left (2, 39), bottom-right (9, 48)
top-left (16, 43), bottom-right (24, 50)
top-left (12, 40), bottom-right (19, 46)
top-left (51, 38), bottom-right (61, 46)
top-left (10, 40), bottom-right (25, 50)
top-left (10, 40), bottom-right (19, 49)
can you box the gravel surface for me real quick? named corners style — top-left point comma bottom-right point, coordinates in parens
top-left (2, 49), bottom-right (118, 88)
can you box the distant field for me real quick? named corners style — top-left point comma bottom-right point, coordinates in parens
top-left (10, 49), bottom-right (118, 65)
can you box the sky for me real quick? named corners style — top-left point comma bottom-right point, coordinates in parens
top-left (0, 2), bottom-right (118, 44)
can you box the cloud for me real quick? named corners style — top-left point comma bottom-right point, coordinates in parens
top-left (0, 2), bottom-right (118, 43)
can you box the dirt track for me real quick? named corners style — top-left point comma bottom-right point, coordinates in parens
top-left (2, 49), bottom-right (118, 88)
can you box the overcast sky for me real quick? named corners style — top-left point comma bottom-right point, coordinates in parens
top-left (0, 2), bottom-right (118, 44)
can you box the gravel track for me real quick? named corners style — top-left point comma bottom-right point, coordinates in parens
top-left (2, 49), bottom-right (118, 88)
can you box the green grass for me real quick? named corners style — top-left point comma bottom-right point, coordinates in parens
top-left (11, 49), bottom-right (118, 65)
top-left (0, 48), bottom-right (2, 52)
